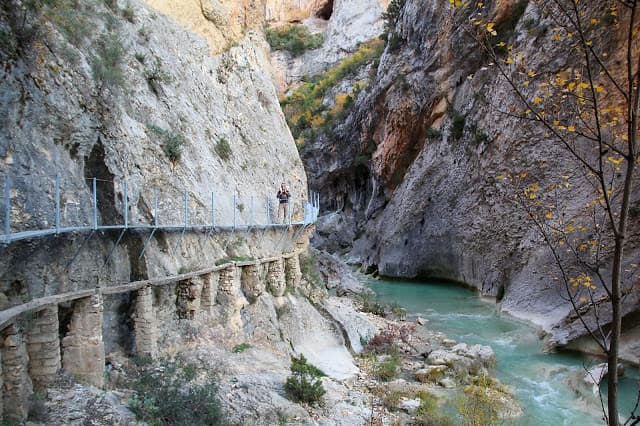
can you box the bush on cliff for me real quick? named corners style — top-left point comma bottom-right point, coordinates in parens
top-left (284, 354), bottom-right (326, 405)
top-left (128, 359), bottom-right (227, 425)
top-left (266, 25), bottom-right (323, 56)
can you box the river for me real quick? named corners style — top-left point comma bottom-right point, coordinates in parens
top-left (367, 278), bottom-right (640, 426)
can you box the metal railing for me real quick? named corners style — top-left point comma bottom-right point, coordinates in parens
top-left (0, 174), bottom-right (320, 245)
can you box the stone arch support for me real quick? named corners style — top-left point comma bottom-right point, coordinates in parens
top-left (27, 305), bottom-right (60, 390)
top-left (266, 259), bottom-right (286, 297)
top-left (134, 286), bottom-right (157, 359)
top-left (285, 254), bottom-right (302, 290)
top-left (61, 294), bottom-right (105, 387)
top-left (2, 323), bottom-right (32, 420)
top-left (241, 264), bottom-right (264, 303)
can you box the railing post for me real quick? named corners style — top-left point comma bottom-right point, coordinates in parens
top-left (92, 177), bottom-right (98, 230)
top-left (154, 187), bottom-right (158, 227)
top-left (288, 197), bottom-right (292, 225)
top-left (55, 175), bottom-right (60, 234)
top-left (183, 191), bottom-right (188, 228)
top-left (123, 181), bottom-right (128, 228)
top-left (211, 192), bottom-right (216, 228)
top-left (233, 193), bottom-right (236, 230)
top-left (4, 175), bottom-right (10, 241)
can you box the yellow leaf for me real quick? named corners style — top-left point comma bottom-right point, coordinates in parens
top-left (545, 212), bottom-right (553, 219)
top-left (554, 33), bottom-right (561, 41)
top-left (520, 172), bottom-right (527, 178)
top-left (496, 41), bottom-right (506, 47)
top-left (566, 225), bottom-right (575, 232)
top-left (607, 156), bottom-right (624, 164)
top-left (533, 97), bottom-right (542, 104)
top-left (591, 18), bottom-right (599, 25)
top-left (497, 175), bottom-right (504, 180)
top-left (505, 58), bottom-right (514, 65)
top-left (579, 297), bottom-right (587, 303)
top-left (527, 70), bottom-right (535, 77)
top-left (567, 125), bottom-right (576, 132)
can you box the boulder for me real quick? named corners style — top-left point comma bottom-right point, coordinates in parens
top-left (398, 398), bottom-right (422, 414)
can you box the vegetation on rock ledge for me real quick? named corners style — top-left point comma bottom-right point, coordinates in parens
top-left (266, 24), bottom-right (323, 56)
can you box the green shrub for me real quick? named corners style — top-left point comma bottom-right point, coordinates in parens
top-left (163, 133), bottom-right (184, 163)
top-left (144, 56), bottom-right (172, 93)
top-left (232, 343), bottom-right (251, 353)
top-left (449, 110), bottom-right (465, 141)
top-left (389, 302), bottom-right (406, 320)
top-left (128, 360), bottom-right (227, 425)
top-left (147, 124), bottom-right (185, 163)
top-left (92, 33), bottom-right (125, 87)
top-left (381, 0), bottom-right (406, 37)
top-left (456, 375), bottom-right (508, 426)
top-left (214, 256), bottom-right (255, 265)
top-left (375, 353), bottom-right (400, 381)
top-left (215, 137), bottom-right (232, 161)
top-left (290, 354), bottom-right (325, 378)
top-left (266, 25), bottom-right (323, 56)
top-left (46, 0), bottom-right (94, 47)
top-left (425, 127), bottom-right (441, 140)
top-left (358, 292), bottom-right (386, 316)
top-left (415, 390), bottom-right (455, 426)
top-left (122, 1), bottom-right (135, 22)
top-left (284, 354), bottom-right (326, 405)
top-left (134, 52), bottom-right (146, 64)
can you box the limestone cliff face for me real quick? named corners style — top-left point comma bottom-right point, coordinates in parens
top-left (143, 0), bottom-right (265, 54)
top-left (269, 0), bottom-right (389, 93)
top-left (0, 0), bottom-right (306, 308)
top-left (303, 0), bottom-right (640, 354)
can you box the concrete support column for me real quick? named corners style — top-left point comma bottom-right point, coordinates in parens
top-left (134, 286), bottom-right (157, 359)
top-left (2, 323), bottom-right (32, 420)
top-left (285, 254), bottom-right (302, 290)
top-left (61, 294), bottom-right (105, 387)
top-left (241, 264), bottom-right (264, 303)
top-left (27, 305), bottom-right (60, 390)
top-left (200, 272), bottom-right (219, 315)
top-left (266, 259), bottom-right (286, 297)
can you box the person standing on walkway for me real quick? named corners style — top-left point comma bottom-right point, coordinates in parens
top-left (277, 182), bottom-right (290, 223)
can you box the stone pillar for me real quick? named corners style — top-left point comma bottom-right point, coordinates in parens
top-left (134, 286), bottom-right (157, 359)
top-left (285, 254), bottom-right (302, 290)
top-left (241, 264), bottom-right (264, 303)
top-left (266, 259), bottom-right (286, 297)
top-left (200, 272), bottom-right (219, 315)
top-left (27, 305), bottom-right (60, 390)
top-left (61, 294), bottom-right (105, 387)
top-left (176, 278), bottom-right (202, 320)
top-left (2, 323), bottom-right (32, 420)
top-left (216, 266), bottom-right (246, 332)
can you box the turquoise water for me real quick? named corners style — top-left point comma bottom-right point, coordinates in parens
top-left (367, 279), bottom-right (640, 425)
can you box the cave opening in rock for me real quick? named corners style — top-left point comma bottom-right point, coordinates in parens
top-left (315, 0), bottom-right (334, 20)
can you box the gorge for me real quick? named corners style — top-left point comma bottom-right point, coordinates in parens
top-left (0, 0), bottom-right (638, 424)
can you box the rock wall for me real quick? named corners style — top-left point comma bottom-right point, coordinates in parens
top-left (302, 0), bottom-right (640, 355)
top-left (0, 0), bottom-right (308, 305)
